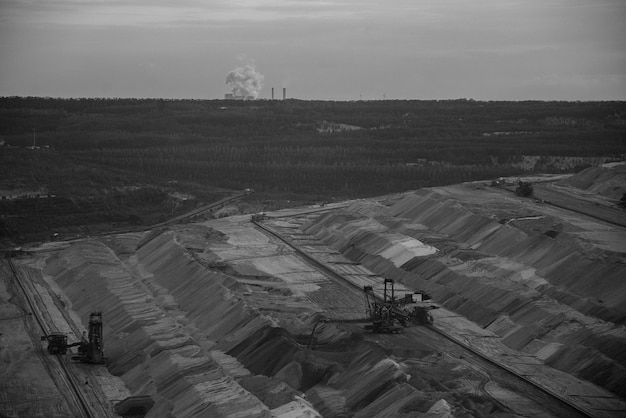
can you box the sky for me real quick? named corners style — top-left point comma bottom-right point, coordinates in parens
top-left (0, 0), bottom-right (625, 101)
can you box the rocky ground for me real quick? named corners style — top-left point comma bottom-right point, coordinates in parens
top-left (1, 164), bottom-right (625, 417)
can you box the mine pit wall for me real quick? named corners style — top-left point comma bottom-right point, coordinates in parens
top-left (388, 190), bottom-right (626, 319)
top-left (136, 233), bottom-right (259, 342)
top-left (303, 189), bottom-right (626, 398)
top-left (44, 238), bottom-right (274, 418)
top-left (560, 164), bottom-right (626, 199)
top-left (136, 233), bottom-right (419, 416)
top-left (42, 232), bottom-right (426, 417)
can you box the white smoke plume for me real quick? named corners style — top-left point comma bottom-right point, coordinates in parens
top-left (225, 64), bottom-right (264, 99)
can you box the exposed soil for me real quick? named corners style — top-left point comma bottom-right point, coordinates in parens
top-left (1, 165), bottom-right (625, 417)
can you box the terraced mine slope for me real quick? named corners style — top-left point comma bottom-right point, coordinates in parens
top-left (2, 164), bottom-right (625, 417)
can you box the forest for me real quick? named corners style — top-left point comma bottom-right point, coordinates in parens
top-left (1, 97), bottom-right (625, 243)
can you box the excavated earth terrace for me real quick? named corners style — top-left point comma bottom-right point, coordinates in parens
top-left (1, 167), bottom-right (626, 417)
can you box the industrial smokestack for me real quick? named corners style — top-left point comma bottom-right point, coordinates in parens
top-left (272, 87), bottom-right (274, 100)
top-left (283, 87), bottom-right (286, 100)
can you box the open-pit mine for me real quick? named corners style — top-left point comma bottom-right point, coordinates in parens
top-left (2, 164), bottom-right (626, 417)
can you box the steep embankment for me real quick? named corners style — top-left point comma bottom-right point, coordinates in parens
top-left (303, 185), bottom-right (626, 399)
top-left (44, 237), bottom-right (274, 417)
top-left (558, 162), bottom-right (626, 200)
top-left (42, 230), bottom-right (448, 417)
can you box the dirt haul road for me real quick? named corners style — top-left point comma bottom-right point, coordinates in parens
top-left (1, 166), bottom-right (625, 417)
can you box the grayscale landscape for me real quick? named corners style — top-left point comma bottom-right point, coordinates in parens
top-left (1, 1), bottom-right (625, 417)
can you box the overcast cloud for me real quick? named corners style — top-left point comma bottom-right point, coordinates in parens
top-left (0, 0), bottom-right (624, 100)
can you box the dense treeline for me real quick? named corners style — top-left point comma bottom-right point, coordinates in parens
top-left (1, 97), bottom-right (625, 198)
top-left (75, 145), bottom-right (520, 195)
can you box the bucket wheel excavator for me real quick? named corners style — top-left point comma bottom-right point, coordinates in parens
top-left (307, 279), bottom-right (439, 347)
top-left (41, 311), bottom-right (107, 364)
top-left (364, 279), bottom-right (437, 333)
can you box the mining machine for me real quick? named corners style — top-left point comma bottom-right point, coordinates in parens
top-left (308, 279), bottom-right (437, 345)
top-left (77, 311), bottom-right (106, 364)
top-left (41, 332), bottom-right (73, 354)
top-left (364, 279), bottom-right (437, 333)
top-left (41, 311), bottom-right (107, 364)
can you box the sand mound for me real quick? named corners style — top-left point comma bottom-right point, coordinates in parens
top-left (304, 188), bottom-right (626, 398)
top-left (44, 239), bottom-right (272, 417)
top-left (558, 163), bottom-right (626, 200)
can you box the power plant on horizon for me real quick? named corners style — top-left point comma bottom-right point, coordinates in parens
top-left (224, 64), bottom-right (285, 100)
top-left (224, 87), bottom-right (287, 100)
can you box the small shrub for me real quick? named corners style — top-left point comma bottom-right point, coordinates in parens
top-left (515, 180), bottom-right (533, 197)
